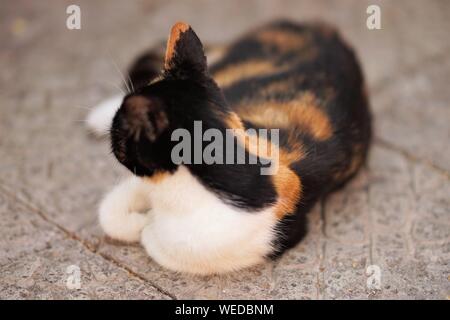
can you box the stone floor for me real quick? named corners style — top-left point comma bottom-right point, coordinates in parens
top-left (0, 0), bottom-right (449, 299)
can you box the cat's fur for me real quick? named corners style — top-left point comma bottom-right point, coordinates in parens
top-left (87, 20), bottom-right (371, 274)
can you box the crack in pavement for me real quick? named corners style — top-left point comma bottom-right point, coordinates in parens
top-left (374, 138), bottom-right (450, 180)
top-left (0, 182), bottom-right (177, 300)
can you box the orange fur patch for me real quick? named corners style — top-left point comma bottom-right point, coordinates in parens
top-left (213, 60), bottom-right (277, 87)
top-left (145, 171), bottom-right (169, 183)
top-left (237, 92), bottom-right (333, 141)
top-left (205, 44), bottom-right (228, 66)
top-left (272, 165), bottom-right (302, 219)
top-left (164, 22), bottom-right (190, 69)
top-left (260, 80), bottom-right (294, 96)
top-left (271, 135), bottom-right (303, 219)
top-left (224, 112), bottom-right (245, 130)
top-left (224, 112), bottom-right (303, 219)
top-left (256, 29), bottom-right (306, 52)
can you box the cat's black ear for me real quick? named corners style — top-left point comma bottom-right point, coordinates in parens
top-left (164, 22), bottom-right (207, 79)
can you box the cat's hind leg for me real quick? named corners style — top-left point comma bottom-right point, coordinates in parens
top-left (99, 175), bottom-right (151, 242)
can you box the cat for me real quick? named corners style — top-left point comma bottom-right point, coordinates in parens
top-left (86, 20), bottom-right (372, 275)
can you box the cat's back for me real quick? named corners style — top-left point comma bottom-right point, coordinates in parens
top-left (210, 19), bottom-right (371, 191)
top-left (209, 19), bottom-right (364, 118)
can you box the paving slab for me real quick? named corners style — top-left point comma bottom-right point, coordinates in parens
top-left (373, 56), bottom-right (450, 173)
top-left (368, 147), bottom-right (449, 299)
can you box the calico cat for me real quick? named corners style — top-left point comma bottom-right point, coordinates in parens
top-left (86, 20), bottom-right (371, 275)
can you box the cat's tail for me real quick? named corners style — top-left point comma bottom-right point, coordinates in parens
top-left (86, 94), bottom-right (124, 137)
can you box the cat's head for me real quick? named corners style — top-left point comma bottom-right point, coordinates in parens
top-left (111, 22), bottom-right (227, 177)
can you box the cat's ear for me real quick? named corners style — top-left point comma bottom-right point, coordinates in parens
top-left (164, 22), bottom-right (207, 78)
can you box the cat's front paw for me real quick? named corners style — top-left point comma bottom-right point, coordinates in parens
top-left (99, 206), bottom-right (149, 243)
top-left (98, 177), bottom-right (152, 243)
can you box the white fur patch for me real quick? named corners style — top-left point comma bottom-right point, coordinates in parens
top-left (86, 94), bottom-right (123, 136)
top-left (98, 175), bottom-right (152, 242)
top-left (99, 166), bottom-right (277, 274)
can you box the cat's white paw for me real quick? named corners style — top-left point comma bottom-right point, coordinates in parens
top-left (98, 176), bottom-right (151, 242)
top-left (86, 94), bottom-right (123, 137)
top-left (100, 208), bottom-right (149, 243)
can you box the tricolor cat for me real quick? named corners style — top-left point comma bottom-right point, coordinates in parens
top-left (86, 20), bottom-right (371, 275)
